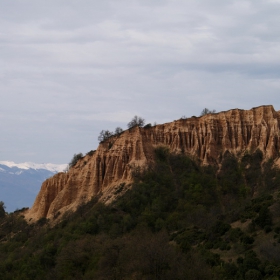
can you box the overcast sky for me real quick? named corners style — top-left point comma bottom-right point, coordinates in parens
top-left (1, 0), bottom-right (280, 164)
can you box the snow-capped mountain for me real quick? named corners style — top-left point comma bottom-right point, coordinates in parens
top-left (0, 161), bottom-right (67, 173)
top-left (0, 161), bottom-right (67, 213)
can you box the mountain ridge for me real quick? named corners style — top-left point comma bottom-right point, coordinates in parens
top-left (25, 105), bottom-right (280, 222)
top-left (0, 161), bottom-right (67, 173)
top-left (0, 162), bottom-right (67, 212)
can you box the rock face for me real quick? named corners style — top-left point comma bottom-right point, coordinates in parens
top-left (25, 105), bottom-right (280, 221)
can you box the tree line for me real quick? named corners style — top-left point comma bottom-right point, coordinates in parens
top-left (69, 109), bottom-right (216, 169)
top-left (98, 115), bottom-right (146, 143)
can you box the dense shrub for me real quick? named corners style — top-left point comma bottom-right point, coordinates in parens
top-left (69, 153), bottom-right (83, 168)
top-left (254, 205), bottom-right (272, 229)
top-left (86, 150), bottom-right (96, 156)
top-left (0, 201), bottom-right (5, 218)
top-left (1, 149), bottom-right (280, 279)
top-left (245, 269), bottom-right (262, 280)
top-left (144, 123), bottom-right (152, 128)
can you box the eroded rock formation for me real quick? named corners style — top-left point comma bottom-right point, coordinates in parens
top-left (25, 105), bottom-right (280, 221)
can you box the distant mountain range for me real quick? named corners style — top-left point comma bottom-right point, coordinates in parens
top-left (0, 161), bottom-right (67, 213)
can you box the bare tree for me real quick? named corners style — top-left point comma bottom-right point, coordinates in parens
top-left (98, 130), bottom-right (113, 142)
top-left (127, 116), bottom-right (145, 128)
top-left (115, 127), bottom-right (123, 135)
top-left (200, 108), bottom-right (216, 116)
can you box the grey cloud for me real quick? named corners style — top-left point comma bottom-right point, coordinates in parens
top-left (1, 0), bottom-right (280, 163)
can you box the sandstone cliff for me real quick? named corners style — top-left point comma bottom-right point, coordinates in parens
top-left (25, 105), bottom-right (280, 221)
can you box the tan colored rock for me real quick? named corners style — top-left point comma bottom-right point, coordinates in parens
top-left (25, 105), bottom-right (280, 222)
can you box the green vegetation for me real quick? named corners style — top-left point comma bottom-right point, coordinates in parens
top-left (0, 201), bottom-right (5, 218)
top-left (98, 116), bottom-right (145, 144)
top-left (68, 153), bottom-right (83, 168)
top-left (86, 150), bottom-right (96, 156)
top-left (144, 123), bottom-right (152, 128)
top-left (98, 127), bottom-right (124, 144)
top-left (1, 148), bottom-right (280, 279)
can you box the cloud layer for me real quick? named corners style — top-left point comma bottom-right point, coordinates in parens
top-left (1, 0), bottom-right (280, 163)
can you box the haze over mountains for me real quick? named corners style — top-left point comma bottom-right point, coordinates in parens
top-left (0, 161), bottom-right (67, 213)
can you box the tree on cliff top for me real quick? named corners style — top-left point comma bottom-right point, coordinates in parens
top-left (0, 201), bottom-right (6, 218)
top-left (200, 108), bottom-right (216, 116)
top-left (98, 130), bottom-right (113, 142)
top-left (115, 127), bottom-right (123, 135)
top-left (69, 153), bottom-right (83, 168)
top-left (127, 115), bottom-right (145, 128)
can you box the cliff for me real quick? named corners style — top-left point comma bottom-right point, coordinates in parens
top-left (24, 105), bottom-right (280, 221)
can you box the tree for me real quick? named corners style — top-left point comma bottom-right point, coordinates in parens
top-left (200, 108), bottom-right (216, 116)
top-left (0, 201), bottom-right (6, 218)
top-left (127, 116), bottom-right (145, 128)
top-left (98, 130), bottom-right (113, 142)
top-left (254, 206), bottom-right (272, 229)
top-left (245, 269), bottom-right (262, 280)
top-left (115, 127), bottom-right (123, 135)
top-left (69, 153), bottom-right (83, 168)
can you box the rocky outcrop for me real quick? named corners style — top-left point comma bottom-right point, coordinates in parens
top-left (25, 105), bottom-right (280, 221)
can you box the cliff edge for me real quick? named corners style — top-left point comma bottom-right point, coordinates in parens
top-left (24, 105), bottom-right (280, 221)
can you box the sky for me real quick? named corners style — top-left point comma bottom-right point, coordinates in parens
top-left (1, 0), bottom-right (280, 164)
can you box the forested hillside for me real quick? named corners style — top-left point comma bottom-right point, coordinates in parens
top-left (1, 147), bottom-right (280, 279)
